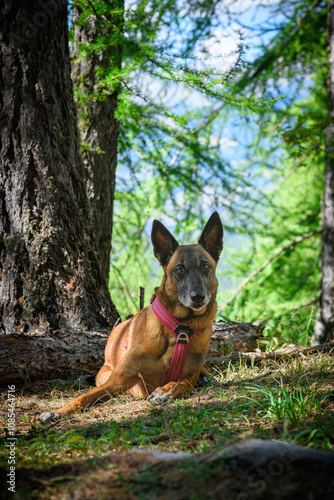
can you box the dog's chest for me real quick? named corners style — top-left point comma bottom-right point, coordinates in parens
top-left (160, 333), bottom-right (205, 376)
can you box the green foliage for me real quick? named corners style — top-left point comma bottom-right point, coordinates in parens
top-left (245, 381), bottom-right (324, 423)
top-left (73, 0), bottom-right (328, 338)
top-left (216, 0), bottom-right (328, 343)
top-left (219, 155), bottom-right (323, 341)
top-left (71, 0), bottom-right (278, 317)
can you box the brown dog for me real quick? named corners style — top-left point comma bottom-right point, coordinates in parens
top-left (38, 212), bottom-right (223, 422)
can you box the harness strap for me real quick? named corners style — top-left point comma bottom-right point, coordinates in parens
top-left (150, 294), bottom-right (201, 383)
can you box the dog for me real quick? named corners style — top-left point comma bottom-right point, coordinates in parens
top-left (38, 212), bottom-right (223, 422)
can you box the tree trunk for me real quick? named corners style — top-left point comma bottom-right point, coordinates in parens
top-left (71, 2), bottom-right (123, 281)
top-left (0, 0), bottom-right (119, 334)
top-left (315, 0), bottom-right (334, 343)
top-left (0, 321), bottom-right (264, 386)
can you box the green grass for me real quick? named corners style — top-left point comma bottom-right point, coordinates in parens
top-left (1, 353), bottom-right (333, 475)
top-left (0, 354), bottom-right (333, 499)
top-left (244, 381), bottom-right (324, 422)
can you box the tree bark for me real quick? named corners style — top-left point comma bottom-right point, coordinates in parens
top-left (0, 330), bottom-right (110, 386)
top-left (0, 0), bottom-right (119, 334)
top-left (207, 320), bottom-right (265, 358)
top-left (315, 0), bottom-right (334, 343)
top-left (0, 320), bottom-right (264, 386)
top-left (71, 1), bottom-right (123, 281)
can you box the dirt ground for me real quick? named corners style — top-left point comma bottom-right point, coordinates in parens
top-left (1, 356), bottom-right (334, 499)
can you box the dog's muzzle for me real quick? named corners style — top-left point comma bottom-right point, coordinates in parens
top-left (190, 291), bottom-right (206, 306)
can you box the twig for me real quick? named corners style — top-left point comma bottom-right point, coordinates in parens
top-left (237, 0), bottom-right (322, 85)
top-left (205, 341), bottom-right (334, 368)
top-left (138, 373), bottom-right (149, 396)
top-left (140, 287), bottom-right (145, 310)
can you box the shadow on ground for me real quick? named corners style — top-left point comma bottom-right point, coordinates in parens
top-left (1, 439), bottom-right (334, 499)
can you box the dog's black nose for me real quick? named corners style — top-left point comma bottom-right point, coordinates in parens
top-left (190, 291), bottom-right (205, 305)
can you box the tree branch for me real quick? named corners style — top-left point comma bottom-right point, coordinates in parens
top-left (218, 229), bottom-right (321, 314)
top-left (258, 295), bottom-right (320, 323)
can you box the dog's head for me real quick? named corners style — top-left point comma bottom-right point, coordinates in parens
top-left (151, 212), bottom-right (223, 313)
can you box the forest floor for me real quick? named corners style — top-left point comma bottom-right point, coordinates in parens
top-left (1, 351), bottom-right (334, 499)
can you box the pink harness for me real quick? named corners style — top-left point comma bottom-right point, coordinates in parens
top-left (150, 294), bottom-right (202, 383)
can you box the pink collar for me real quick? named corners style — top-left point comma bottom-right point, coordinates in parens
top-left (150, 294), bottom-right (202, 382)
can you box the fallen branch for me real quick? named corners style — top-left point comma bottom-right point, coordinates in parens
top-left (206, 321), bottom-right (265, 360)
top-left (205, 341), bottom-right (334, 368)
top-left (0, 330), bottom-right (110, 387)
top-left (4, 322), bottom-right (331, 385)
top-left (0, 320), bottom-right (265, 386)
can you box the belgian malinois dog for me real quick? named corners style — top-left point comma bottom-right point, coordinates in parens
top-left (39, 212), bottom-right (223, 422)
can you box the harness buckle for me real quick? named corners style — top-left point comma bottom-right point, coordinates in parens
top-left (174, 325), bottom-right (194, 344)
top-left (176, 332), bottom-right (190, 344)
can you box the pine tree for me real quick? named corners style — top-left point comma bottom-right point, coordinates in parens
top-left (0, 0), bottom-right (118, 333)
top-left (71, 0), bottom-right (123, 281)
top-left (315, 0), bottom-right (334, 342)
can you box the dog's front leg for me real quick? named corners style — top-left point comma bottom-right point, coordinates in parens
top-left (147, 370), bottom-right (201, 404)
top-left (37, 382), bottom-right (119, 423)
top-left (38, 351), bottom-right (148, 423)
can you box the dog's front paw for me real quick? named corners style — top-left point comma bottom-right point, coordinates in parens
top-left (147, 389), bottom-right (171, 404)
top-left (196, 374), bottom-right (221, 388)
top-left (37, 411), bottom-right (62, 424)
top-left (196, 375), bottom-right (211, 387)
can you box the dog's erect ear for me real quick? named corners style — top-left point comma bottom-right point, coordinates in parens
top-left (198, 212), bottom-right (223, 261)
top-left (151, 220), bottom-right (179, 267)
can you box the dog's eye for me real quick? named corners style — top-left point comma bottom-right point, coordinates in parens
top-left (202, 263), bottom-right (209, 270)
top-left (175, 266), bottom-right (185, 274)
